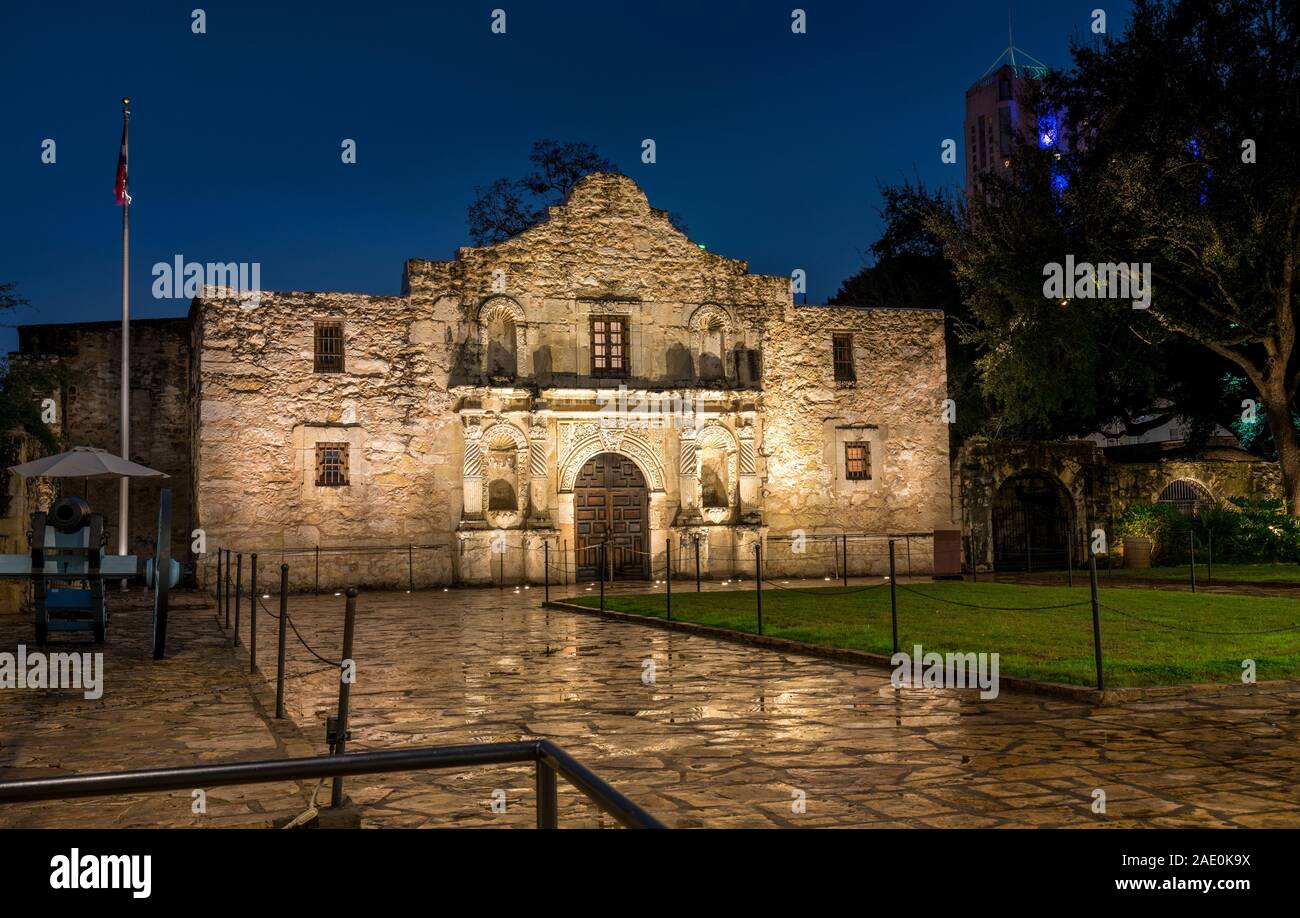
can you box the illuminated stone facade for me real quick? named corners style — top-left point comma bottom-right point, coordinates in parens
top-left (189, 173), bottom-right (953, 586)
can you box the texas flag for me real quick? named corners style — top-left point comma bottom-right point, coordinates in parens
top-left (114, 122), bottom-right (129, 205)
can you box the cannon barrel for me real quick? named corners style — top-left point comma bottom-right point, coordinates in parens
top-left (48, 496), bottom-right (92, 534)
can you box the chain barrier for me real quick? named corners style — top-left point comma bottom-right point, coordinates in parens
top-left (1098, 601), bottom-right (1300, 636)
top-left (254, 593), bottom-right (343, 667)
top-left (896, 583), bottom-right (1090, 612)
top-left (761, 578), bottom-right (889, 596)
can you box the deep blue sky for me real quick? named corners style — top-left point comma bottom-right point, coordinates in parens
top-left (0, 1), bottom-right (1131, 352)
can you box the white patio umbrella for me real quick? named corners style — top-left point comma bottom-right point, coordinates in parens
top-left (9, 445), bottom-right (168, 480)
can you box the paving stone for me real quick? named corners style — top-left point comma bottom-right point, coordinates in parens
top-left (4, 586), bottom-right (1300, 828)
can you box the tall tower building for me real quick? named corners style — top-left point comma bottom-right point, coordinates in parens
top-left (963, 39), bottom-right (1049, 195)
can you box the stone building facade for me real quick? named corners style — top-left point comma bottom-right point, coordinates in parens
top-left (10, 174), bottom-right (1286, 590)
top-left (189, 173), bottom-right (955, 586)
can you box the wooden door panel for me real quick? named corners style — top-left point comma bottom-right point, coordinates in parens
top-left (573, 452), bottom-right (648, 580)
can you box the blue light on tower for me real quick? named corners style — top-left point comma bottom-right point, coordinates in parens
top-left (1038, 111), bottom-right (1059, 149)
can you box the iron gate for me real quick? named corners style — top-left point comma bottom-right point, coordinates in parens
top-left (992, 472), bottom-right (1074, 571)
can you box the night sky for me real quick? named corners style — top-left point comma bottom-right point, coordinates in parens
top-left (0, 1), bottom-right (1131, 352)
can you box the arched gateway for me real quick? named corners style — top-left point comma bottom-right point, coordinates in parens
top-left (992, 471), bottom-right (1075, 571)
top-left (574, 452), bottom-right (649, 580)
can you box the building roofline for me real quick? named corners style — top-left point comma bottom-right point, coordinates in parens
top-left (16, 316), bottom-right (190, 334)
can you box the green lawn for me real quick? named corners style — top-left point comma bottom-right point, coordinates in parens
top-left (566, 581), bottom-right (1300, 688)
top-left (1106, 562), bottom-right (1300, 584)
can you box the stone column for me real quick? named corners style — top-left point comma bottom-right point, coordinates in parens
top-left (461, 417), bottom-right (484, 524)
top-left (528, 418), bottom-right (551, 525)
top-left (738, 422), bottom-right (758, 514)
top-left (649, 492), bottom-right (670, 577)
top-left (678, 427), bottom-right (700, 518)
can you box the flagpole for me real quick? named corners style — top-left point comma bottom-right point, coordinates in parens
top-left (118, 97), bottom-right (130, 558)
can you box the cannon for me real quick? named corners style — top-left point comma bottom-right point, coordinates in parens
top-left (0, 489), bottom-right (180, 657)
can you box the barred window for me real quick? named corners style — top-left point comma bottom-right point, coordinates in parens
top-left (833, 334), bottom-right (856, 382)
top-left (314, 321), bottom-right (345, 373)
top-left (591, 316), bottom-right (629, 377)
top-left (315, 443), bottom-right (349, 486)
top-left (845, 442), bottom-right (871, 481)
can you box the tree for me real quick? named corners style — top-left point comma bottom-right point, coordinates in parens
top-left (0, 282), bottom-right (63, 453)
top-left (467, 140), bottom-right (616, 245)
top-left (938, 0), bottom-right (1300, 509)
top-left (830, 184), bottom-right (994, 440)
top-left (467, 139), bottom-right (688, 245)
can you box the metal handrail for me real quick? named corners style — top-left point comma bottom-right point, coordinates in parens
top-left (0, 740), bottom-right (665, 829)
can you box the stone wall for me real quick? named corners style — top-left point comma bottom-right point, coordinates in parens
top-left (184, 173), bottom-right (956, 586)
top-left (954, 438), bottom-right (1282, 570)
top-left (8, 176), bottom-right (959, 590)
top-left (1110, 459), bottom-right (1282, 510)
top-left (6, 319), bottom-right (193, 569)
top-left (761, 304), bottom-right (953, 575)
top-left (192, 289), bottom-right (462, 587)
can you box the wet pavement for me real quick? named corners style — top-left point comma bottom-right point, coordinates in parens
top-left (2, 583), bottom-right (1299, 828)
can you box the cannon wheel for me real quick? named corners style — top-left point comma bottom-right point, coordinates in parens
top-left (151, 489), bottom-right (172, 660)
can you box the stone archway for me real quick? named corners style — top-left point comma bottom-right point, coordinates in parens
top-left (992, 471), bottom-right (1075, 571)
top-left (573, 452), bottom-right (650, 580)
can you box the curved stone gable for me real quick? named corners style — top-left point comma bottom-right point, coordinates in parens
top-left (405, 172), bottom-right (790, 307)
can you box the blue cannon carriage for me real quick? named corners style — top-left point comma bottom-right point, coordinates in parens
top-left (0, 489), bottom-right (180, 658)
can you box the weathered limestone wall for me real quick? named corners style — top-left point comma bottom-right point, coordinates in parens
top-left (1110, 459), bottom-right (1282, 509)
top-left (192, 290), bottom-right (463, 589)
top-left (0, 437), bottom-right (57, 612)
top-left (191, 173), bottom-right (955, 587)
top-left (761, 305), bottom-right (954, 575)
top-left (954, 438), bottom-right (1283, 570)
top-left (6, 319), bottom-right (193, 568)
top-left (955, 439), bottom-right (1110, 570)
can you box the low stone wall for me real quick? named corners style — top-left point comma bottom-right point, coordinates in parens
top-left (955, 438), bottom-right (1283, 572)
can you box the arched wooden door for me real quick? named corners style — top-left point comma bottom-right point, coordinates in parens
top-left (574, 453), bottom-right (649, 580)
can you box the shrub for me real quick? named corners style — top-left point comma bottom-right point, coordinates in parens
top-left (1116, 498), bottom-right (1300, 565)
top-left (1116, 501), bottom-right (1183, 562)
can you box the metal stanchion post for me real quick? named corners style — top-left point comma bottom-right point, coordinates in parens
top-left (224, 549), bottom-right (231, 628)
top-left (1189, 531), bottom-right (1197, 593)
top-left (544, 540), bottom-right (550, 603)
top-left (536, 759), bottom-right (558, 829)
top-left (599, 543), bottom-right (606, 612)
top-left (1067, 528), bottom-right (1074, 588)
top-left (889, 540), bottom-right (898, 654)
top-left (755, 543), bottom-right (763, 636)
top-left (666, 539), bottom-right (672, 621)
top-left (234, 553), bottom-right (242, 646)
top-left (249, 553), bottom-right (258, 673)
top-left (276, 564), bottom-right (288, 719)
top-left (1089, 550), bottom-right (1104, 691)
top-left (331, 588), bottom-right (357, 808)
top-left (695, 536), bottom-right (701, 592)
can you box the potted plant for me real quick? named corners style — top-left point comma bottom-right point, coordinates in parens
top-left (1116, 503), bottom-right (1169, 568)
